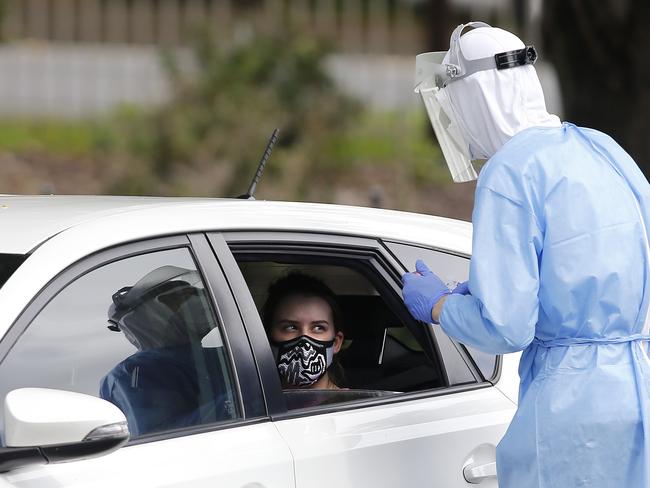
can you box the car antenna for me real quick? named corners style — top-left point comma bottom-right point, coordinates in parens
top-left (238, 128), bottom-right (279, 200)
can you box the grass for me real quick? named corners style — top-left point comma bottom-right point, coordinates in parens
top-left (321, 110), bottom-right (451, 186)
top-left (0, 119), bottom-right (107, 157)
top-left (0, 107), bottom-right (453, 194)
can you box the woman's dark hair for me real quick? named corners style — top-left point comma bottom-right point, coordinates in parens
top-left (262, 272), bottom-right (346, 387)
top-left (262, 272), bottom-right (342, 332)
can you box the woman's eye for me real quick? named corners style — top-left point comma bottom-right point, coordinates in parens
top-left (282, 324), bottom-right (298, 331)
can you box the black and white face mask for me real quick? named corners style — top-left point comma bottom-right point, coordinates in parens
top-left (272, 335), bottom-right (335, 387)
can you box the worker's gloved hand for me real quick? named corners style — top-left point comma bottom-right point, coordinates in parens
top-left (452, 281), bottom-right (470, 295)
top-left (402, 260), bottom-right (450, 323)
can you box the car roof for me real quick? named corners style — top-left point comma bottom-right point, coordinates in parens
top-left (0, 195), bottom-right (472, 255)
top-left (0, 195), bottom-right (204, 254)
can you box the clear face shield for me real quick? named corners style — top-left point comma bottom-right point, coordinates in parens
top-left (415, 51), bottom-right (477, 183)
top-left (414, 21), bottom-right (538, 183)
top-left (107, 266), bottom-right (213, 350)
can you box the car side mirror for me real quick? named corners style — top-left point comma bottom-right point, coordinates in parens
top-left (0, 388), bottom-right (130, 472)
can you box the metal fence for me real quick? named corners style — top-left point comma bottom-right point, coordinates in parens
top-left (2, 0), bottom-right (426, 54)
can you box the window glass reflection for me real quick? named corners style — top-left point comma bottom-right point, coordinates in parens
top-left (0, 248), bottom-right (239, 441)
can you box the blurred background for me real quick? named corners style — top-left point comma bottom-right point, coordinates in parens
top-left (0, 0), bottom-right (647, 221)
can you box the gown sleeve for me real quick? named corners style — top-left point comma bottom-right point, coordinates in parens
top-left (440, 186), bottom-right (543, 354)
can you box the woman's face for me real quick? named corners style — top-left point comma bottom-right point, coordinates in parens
top-left (270, 294), bottom-right (343, 353)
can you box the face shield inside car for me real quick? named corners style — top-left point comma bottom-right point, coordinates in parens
top-left (107, 266), bottom-right (214, 351)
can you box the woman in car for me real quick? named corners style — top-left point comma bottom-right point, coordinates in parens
top-left (262, 272), bottom-right (345, 390)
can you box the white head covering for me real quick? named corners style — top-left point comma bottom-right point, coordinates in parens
top-left (443, 27), bottom-right (561, 159)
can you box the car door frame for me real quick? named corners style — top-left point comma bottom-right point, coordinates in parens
top-left (208, 230), bottom-right (498, 419)
top-left (0, 233), bottom-right (268, 444)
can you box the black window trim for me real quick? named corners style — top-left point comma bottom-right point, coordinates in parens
top-left (0, 234), bottom-right (266, 447)
top-left (0, 253), bottom-right (28, 291)
top-left (271, 382), bottom-right (496, 422)
top-left (207, 233), bottom-right (287, 416)
top-left (189, 233), bottom-right (266, 418)
top-left (215, 230), bottom-right (494, 421)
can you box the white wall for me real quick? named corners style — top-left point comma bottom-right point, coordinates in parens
top-left (0, 41), bottom-right (562, 118)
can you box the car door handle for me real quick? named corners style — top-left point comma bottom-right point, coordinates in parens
top-left (463, 461), bottom-right (497, 484)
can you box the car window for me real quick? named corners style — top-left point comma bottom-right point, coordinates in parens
top-left (234, 257), bottom-right (447, 411)
top-left (384, 240), bottom-right (498, 380)
top-left (0, 247), bottom-right (240, 441)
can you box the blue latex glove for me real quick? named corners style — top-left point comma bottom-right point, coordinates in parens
top-left (452, 281), bottom-right (470, 295)
top-left (401, 260), bottom-right (450, 323)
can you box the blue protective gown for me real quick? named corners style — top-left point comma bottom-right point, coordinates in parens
top-left (441, 123), bottom-right (650, 487)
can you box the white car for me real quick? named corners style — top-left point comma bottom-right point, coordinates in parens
top-left (0, 195), bottom-right (519, 487)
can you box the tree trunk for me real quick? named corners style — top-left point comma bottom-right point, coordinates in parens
top-left (417, 0), bottom-right (452, 52)
top-left (542, 0), bottom-right (650, 175)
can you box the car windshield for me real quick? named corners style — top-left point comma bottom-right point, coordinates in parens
top-left (0, 254), bottom-right (26, 290)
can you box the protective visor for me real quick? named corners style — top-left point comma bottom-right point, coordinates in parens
top-left (414, 51), bottom-right (477, 183)
top-left (414, 22), bottom-right (538, 183)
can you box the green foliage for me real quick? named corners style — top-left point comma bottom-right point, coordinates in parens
top-left (0, 27), bottom-right (451, 208)
top-left (108, 28), bottom-right (361, 197)
top-left (320, 111), bottom-right (449, 184)
top-left (0, 119), bottom-right (104, 156)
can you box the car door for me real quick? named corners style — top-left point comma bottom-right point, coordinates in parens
top-left (0, 234), bottom-right (294, 488)
top-left (211, 231), bottom-right (516, 488)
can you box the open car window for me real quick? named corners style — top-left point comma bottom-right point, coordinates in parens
top-left (233, 257), bottom-right (449, 411)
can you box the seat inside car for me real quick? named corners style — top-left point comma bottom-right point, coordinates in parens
top-left (336, 295), bottom-right (443, 392)
top-left (236, 259), bottom-right (445, 394)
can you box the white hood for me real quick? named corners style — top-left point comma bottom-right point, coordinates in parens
top-left (443, 27), bottom-right (561, 159)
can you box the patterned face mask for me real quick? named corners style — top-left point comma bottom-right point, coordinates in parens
top-left (271, 335), bottom-right (335, 387)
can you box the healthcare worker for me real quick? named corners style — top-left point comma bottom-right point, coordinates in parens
top-left (403, 22), bottom-right (650, 487)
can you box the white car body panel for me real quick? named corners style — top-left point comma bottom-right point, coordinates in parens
top-left (495, 353), bottom-right (521, 405)
top-left (2, 423), bottom-right (294, 488)
top-left (0, 195), bottom-right (524, 487)
top-left (0, 196), bottom-right (472, 255)
top-left (275, 388), bottom-right (515, 488)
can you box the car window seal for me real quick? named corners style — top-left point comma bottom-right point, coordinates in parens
top-left (125, 416), bottom-right (270, 447)
top-left (269, 381), bottom-right (494, 422)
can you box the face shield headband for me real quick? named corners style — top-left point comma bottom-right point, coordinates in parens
top-left (271, 335), bottom-right (335, 388)
top-left (414, 22), bottom-right (538, 182)
top-left (443, 22), bottom-right (537, 86)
